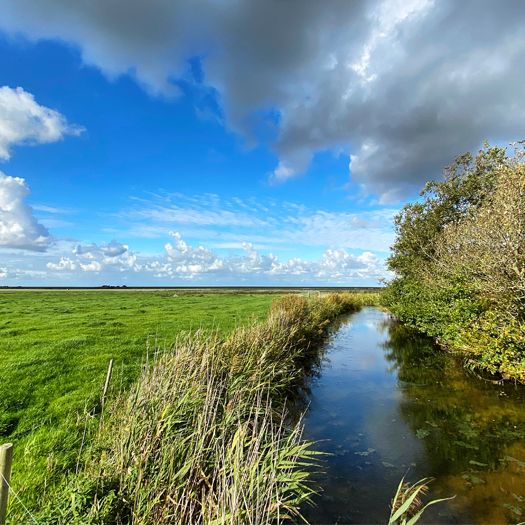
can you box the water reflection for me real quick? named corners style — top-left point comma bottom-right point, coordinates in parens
top-left (302, 307), bottom-right (525, 524)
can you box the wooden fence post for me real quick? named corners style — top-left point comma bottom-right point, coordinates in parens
top-left (101, 358), bottom-right (114, 411)
top-left (0, 443), bottom-right (13, 525)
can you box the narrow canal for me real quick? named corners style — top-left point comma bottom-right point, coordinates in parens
top-left (302, 307), bottom-right (525, 524)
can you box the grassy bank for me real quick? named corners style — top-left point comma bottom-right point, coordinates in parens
top-left (0, 291), bottom-right (275, 517)
top-left (33, 292), bottom-right (377, 524)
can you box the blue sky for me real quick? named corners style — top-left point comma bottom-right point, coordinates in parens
top-left (0, 1), bottom-right (523, 286)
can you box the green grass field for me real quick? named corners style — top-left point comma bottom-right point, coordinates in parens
top-left (0, 290), bottom-right (275, 510)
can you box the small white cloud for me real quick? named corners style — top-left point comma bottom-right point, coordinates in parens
top-left (0, 86), bottom-right (83, 160)
top-left (47, 257), bottom-right (76, 271)
top-left (0, 171), bottom-right (52, 251)
top-left (272, 162), bottom-right (297, 183)
top-left (164, 231), bottom-right (222, 274)
top-left (47, 240), bottom-right (140, 274)
top-left (79, 260), bottom-right (102, 272)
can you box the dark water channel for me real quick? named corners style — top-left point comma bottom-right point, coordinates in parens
top-left (302, 307), bottom-right (525, 524)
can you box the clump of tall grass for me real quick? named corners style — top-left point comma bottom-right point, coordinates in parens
top-left (389, 477), bottom-right (454, 525)
top-left (42, 293), bottom-right (365, 524)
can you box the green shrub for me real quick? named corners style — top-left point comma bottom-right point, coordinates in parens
top-left (386, 144), bottom-right (525, 381)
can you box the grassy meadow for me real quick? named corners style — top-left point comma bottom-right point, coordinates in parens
top-left (40, 292), bottom-right (376, 524)
top-left (0, 290), bottom-right (276, 514)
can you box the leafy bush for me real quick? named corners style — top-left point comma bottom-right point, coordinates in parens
top-left (386, 144), bottom-right (525, 381)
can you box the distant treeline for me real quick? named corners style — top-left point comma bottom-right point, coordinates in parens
top-left (385, 144), bottom-right (525, 382)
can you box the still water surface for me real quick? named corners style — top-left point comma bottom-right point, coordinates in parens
top-left (302, 307), bottom-right (525, 524)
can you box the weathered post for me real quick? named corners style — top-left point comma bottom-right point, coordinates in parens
top-left (101, 358), bottom-right (114, 411)
top-left (0, 443), bottom-right (13, 525)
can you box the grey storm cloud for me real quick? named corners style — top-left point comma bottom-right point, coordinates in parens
top-left (1, 0), bottom-right (524, 200)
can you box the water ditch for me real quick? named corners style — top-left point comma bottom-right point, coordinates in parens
top-left (301, 307), bottom-right (525, 524)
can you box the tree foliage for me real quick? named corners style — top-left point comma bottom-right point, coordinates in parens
top-left (386, 143), bottom-right (525, 381)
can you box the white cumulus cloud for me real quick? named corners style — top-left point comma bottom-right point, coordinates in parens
top-left (2, 229), bottom-right (390, 285)
top-left (0, 171), bottom-right (52, 251)
top-left (164, 231), bottom-right (224, 275)
top-left (47, 240), bottom-right (140, 274)
top-left (46, 257), bottom-right (76, 271)
top-left (143, 231), bottom-right (387, 283)
top-left (79, 260), bottom-right (102, 272)
top-left (0, 86), bottom-right (83, 160)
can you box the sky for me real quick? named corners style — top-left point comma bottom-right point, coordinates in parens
top-left (0, 0), bottom-right (523, 287)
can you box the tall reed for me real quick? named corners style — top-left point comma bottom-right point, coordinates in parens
top-left (42, 293), bottom-right (370, 524)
